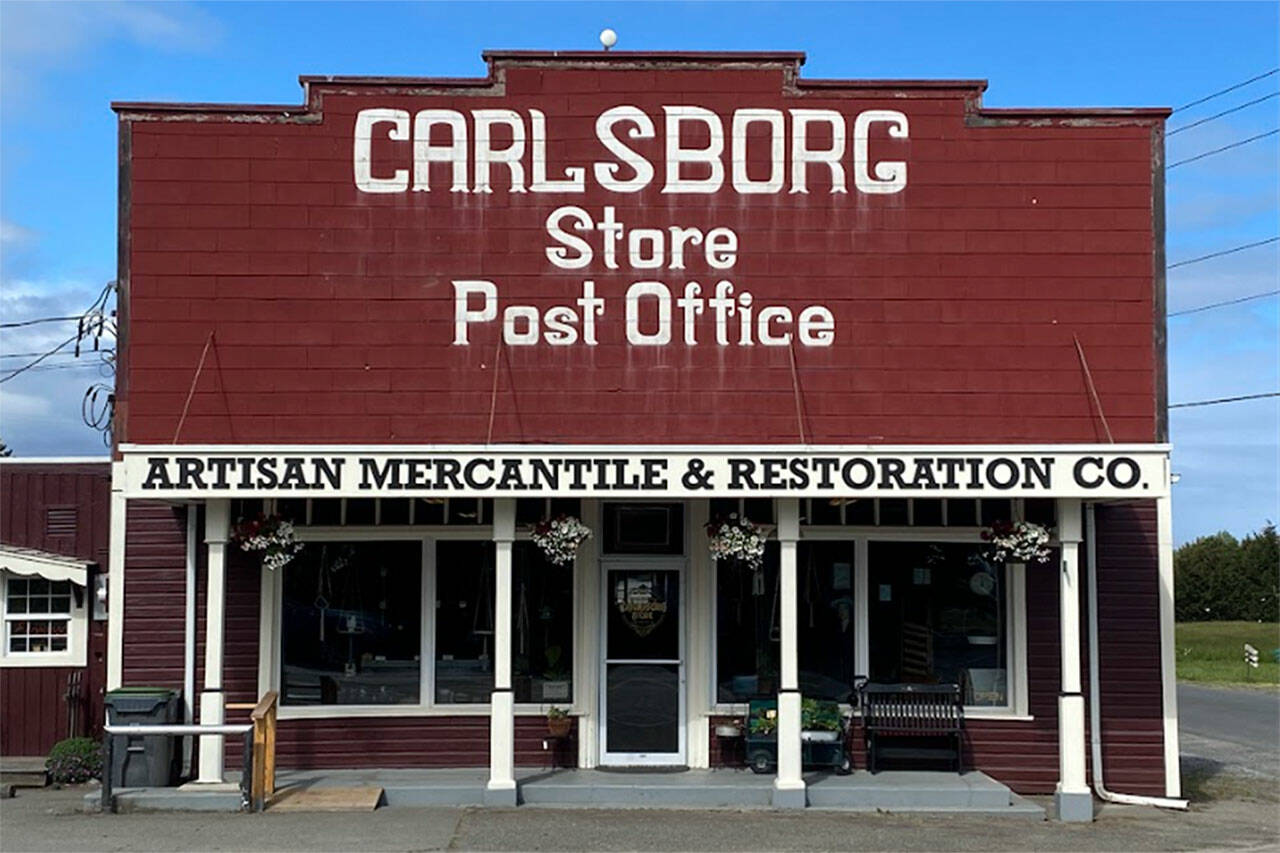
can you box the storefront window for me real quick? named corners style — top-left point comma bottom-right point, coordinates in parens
top-left (434, 540), bottom-right (575, 705)
top-left (714, 543), bottom-right (780, 702)
top-left (280, 541), bottom-right (422, 706)
top-left (868, 542), bottom-right (1008, 707)
top-left (435, 540), bottom-right (497, 704)
top-left (716, 542), bottom-right (860, 703)
top-left (796, 542), bottom-right (858, 700)
top-left (512, 542), bottom-right (574, 703)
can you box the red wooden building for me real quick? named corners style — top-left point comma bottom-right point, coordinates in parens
top-left (101, 50), bottom-right (1179, 818)
top-left (0, 460), bottom-right (110, 759)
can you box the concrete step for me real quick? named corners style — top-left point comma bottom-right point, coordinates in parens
top-left (84, 784), bottom-right (245, 813)
top-left (0, 757), bottom-right (47, 788)
top-left (521, 778), bottom-right (774, 808)
top-left (806, 771), bottom-right (1015, 810)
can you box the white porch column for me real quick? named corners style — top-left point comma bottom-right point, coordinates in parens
top-left (197, 499), bottom-right (230, 783)
top-left (773, 498), bottom-right (805, 809)
top-left (1156, 494), bottom-right (1182, 797)
top-left (105, 464), bottom-right (127, 691)
top-left (485, 498), bottom-right (517, 806)
top-left (1054, 499), bottom-right (1092, 822)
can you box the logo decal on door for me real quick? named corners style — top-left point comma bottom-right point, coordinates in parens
top-left (614, 574), bottom-right (668, 638)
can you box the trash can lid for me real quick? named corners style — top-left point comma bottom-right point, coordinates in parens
top-left (106, 686), bottom-right (179, 697)
top-left (105, 687), bottom-right (180, 714)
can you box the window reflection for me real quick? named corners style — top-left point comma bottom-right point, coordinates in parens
top-left (869, 542), bottom-right (1008, 707)
top-left (280, 541), bottom-right (421, 706)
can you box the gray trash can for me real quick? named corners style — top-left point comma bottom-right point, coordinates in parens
top-left (104, 687), bottom-right (182, 788)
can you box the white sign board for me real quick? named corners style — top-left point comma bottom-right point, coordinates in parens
top-left (118, 444), bottom-right (1169, 500)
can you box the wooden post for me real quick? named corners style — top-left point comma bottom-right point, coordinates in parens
top-left (229, 690), bottom-right (278, 812)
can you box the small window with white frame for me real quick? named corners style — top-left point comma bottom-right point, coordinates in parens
top-left (5, 577), bottom-right (73, 654)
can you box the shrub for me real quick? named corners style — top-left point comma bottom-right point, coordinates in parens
top-left (46, 737), bottom-right (103, 784)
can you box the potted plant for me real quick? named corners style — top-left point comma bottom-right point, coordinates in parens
top-left (800, 698), bottom-right (842, 743)
top-left (705, 514), bottom-right (768, 571)
top-left (531, 515), bottom-right (592, 566)
top-left (546, 706), bottom-right (573, 738)
top-left (539, 645), bottom-right (571, 701)
top-left (231, 513), bottom-right (303, 571)
top-left (981, 519), bottom-right (1052, 564)
top-left (714, 719), bottom-right (744, 738)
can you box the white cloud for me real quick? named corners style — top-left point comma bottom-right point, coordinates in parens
top-left (0, 1), bottom-right (222, 104)
top-left (0, 277), bottom-right (115, 456)
top-left (0, 220), bottom-right (35, 247)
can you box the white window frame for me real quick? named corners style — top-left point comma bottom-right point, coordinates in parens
top-left (708, 516), bottom-right (1033, 720)
top-left (259, 525), bottom-right (582, 720)
top-left (0, 571), bottom-right (88, 668)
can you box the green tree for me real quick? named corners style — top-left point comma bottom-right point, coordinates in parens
top-left (1175, 524), bottom-right (1280, 622)
top-left (1175, 531), bottom-right (1241, 621)
top-left (1238, 524), bottom-right (1279, 622)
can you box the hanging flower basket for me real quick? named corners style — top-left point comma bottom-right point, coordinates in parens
top-left (232, 513), bottom-right (303, 571)
top-left (706, 515), bottom-right (768, 571)
top-left (981, 520), bottom-right (1052, 565)
top-left (531, 515), bottom-right (592, 566)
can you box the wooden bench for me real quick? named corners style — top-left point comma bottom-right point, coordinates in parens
top-left (859, 682), bottom-right (964, 774)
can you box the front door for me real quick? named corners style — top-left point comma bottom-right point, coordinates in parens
top-left (599, 561), bottom-right (685, 766)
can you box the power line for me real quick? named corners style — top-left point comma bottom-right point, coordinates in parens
top-left (0, 315), bottom-right (82, 330)
top-left (1169, 289), bottom-right (1280, 317)
top-left (1168, 91), bottom-right (1280, 135)
top-left (1168, 236), bottom-right (1280, 269)
top-left (0, 334), bottom-right (78, 383)
top-left (0, 281), bottom-right (117, 384)
top-left (1170, 391), bottom-right (1280, 409)
top-left (0, 351), bottom-right (84, 360)
top-left (1174, 68), bottom-right (1279, 113)
top-left (1168, 128), bottom-right (1279, 168)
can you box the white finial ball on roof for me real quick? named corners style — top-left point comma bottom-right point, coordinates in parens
top-left (600, 28), bottom-right (618, 50)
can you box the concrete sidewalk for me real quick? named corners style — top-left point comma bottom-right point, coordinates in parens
top-left (4, 783), bottom-right (1278, 852)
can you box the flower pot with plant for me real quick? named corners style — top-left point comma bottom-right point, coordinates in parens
top-left (800, 698), bottom-right (842, 743)
top-left (546, 706), bottom-right (573, 738)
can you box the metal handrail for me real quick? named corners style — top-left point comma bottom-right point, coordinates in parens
top-left (101, 723), bottom-right (253, 814)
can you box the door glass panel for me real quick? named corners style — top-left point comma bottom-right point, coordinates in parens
top-left (606, 663), bottom-right (679, 753)
top-left (607, 570), bottom-right (679, 660)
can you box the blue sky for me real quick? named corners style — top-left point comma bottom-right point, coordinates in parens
top-left (1, 1), bottom-right (1276, 544)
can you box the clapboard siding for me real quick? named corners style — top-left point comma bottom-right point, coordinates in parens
top-left (121, 502), bottom-right (189, 687)
top-left (1089, 501), bottom-right (1166, 795)
top-left (275, 716), bottom-right (576, 768)
top-left (0, 463), bottom-right (111, 564)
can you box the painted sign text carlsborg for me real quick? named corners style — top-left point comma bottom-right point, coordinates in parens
top-left (126, 450), bottom-right (1167, 499)
top-left (355, 106), bottom-right (909, 350)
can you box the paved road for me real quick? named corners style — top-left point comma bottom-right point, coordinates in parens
top-left (2, 785), bottom-right (1279, 852)
top-left (1178, 684), bottom-right (1280, 778)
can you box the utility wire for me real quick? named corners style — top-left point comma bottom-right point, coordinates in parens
top-left (1170, 391), bottom-right (1280, 409)
top-left (1168, 236), bottom-right (1280, 269)
top-left (1168, 92), bottom-right (1279, 135)
top-left (0, 334), bottom-right (79, 383)
top-left (0, 351), bottom-right (88, 360)
top-left (1169, 289), bottom-right (1280, 317)
top-left (1168, 128), bottom-right (1279, 168)
top-left (1174, 68), bottom-right (1279, 113)
top-left (0, 315), bottom-right (83, 330)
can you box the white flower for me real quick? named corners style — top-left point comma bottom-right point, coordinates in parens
top-left (532, 515), bottom-right (592, 566)
top-left (707, 517), bottom-right (768, 571)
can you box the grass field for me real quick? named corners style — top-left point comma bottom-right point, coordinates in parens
top-left (1176, 621), bottom-right (1280, 686)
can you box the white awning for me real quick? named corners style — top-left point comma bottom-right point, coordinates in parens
top-left (0, 543), bottom-right (91, 586)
